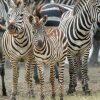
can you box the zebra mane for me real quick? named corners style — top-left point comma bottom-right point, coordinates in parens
top-left (35, 5), bottom-right (43, 19)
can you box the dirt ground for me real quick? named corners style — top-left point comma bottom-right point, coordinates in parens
top-left (0, 63), bottom-right (100, 100)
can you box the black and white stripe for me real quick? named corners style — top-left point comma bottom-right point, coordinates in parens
top-left (54, 0), bottom-right (75, 5)
top-left (28, 14), bottom-right (67, 100)
top-left (2, 0), bottom-right (36, 99)
top-left (59, 0), bottom-right (100, 95)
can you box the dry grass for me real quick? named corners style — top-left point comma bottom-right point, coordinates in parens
top-left (0, 63), bottom-right (100, 100)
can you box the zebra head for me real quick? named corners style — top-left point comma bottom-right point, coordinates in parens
top-left (28, 15), bottom-right (48, 48)
top-left (89, 0), bottom-right (100, 23)
top-left (6, 0), bottom-right (33, 37)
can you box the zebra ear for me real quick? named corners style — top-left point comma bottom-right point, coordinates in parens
top-left (16, 0), bottom-right (22, 7)
top-left (6, 0), bottom-right (16, 8)
top-left (23, 0), bottom-right (30, 6)
top-left (89, 0), bottom-right (96, 4)
top-left (40, 15), bottom-right (48, 25)
top-left (28, 15), bottom-right (33, 24)
top-left (28, 15), bottom-right (37, 24)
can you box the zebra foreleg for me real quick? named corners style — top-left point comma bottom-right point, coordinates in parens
top-left (67, 57), bottom-right (77, 95)
top-left (38, 64), bottom-right (45, 100)
top-left (58, 59), bottom-right (65, 100)
top-left (50, 64), bottom-right (56, 100)
top-left (81, 53), bottom-right (91, 95)
top-left (10, 61), bottom-right (19, 100)
top-left (25, 57), bottom-right (35, 98)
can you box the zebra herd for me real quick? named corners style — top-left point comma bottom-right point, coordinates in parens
top-left (0, 0), bottom-right (100, 100)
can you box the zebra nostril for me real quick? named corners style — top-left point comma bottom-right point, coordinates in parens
top-left (8, 23), bottom-right (15, 30)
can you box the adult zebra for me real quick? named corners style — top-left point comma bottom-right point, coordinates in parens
top-left (59, 0), bottom-right (100, 95)
top-left (2, 0), bottom-right (36, 99)
top-left (0, 0), bottom-right (8, 96)
top-left (28, 14), bottom-right (67, 100)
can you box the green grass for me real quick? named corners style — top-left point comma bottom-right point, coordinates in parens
top-left (15, 92), bottom-right (100, 100)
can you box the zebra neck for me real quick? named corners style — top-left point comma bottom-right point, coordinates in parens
top-left (75, 4), bottom-right (93, 37)
top-left (13, 28), bottom-right (30, 48)
top-left (73, 0), bottom-right (87, 14)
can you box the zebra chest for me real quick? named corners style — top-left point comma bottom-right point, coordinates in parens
top-left (68, 39), bottom-right (87, 50)
top-left (8, 40), bottom-right (32, 56)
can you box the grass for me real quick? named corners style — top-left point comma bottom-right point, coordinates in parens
top-left (1, 67), bottom-right (100, 100)
top-left (10, 92), bottom-right (100, 100)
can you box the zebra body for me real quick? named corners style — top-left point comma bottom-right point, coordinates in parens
top-left (54, 0), bottom-right (75, 5)
top-left (59, 0), bottom-right (100, 94)
top-left (40, 3), bottom-right (73, 26)
top-left (2, 0), bottom-right (35, 99)
top-left (28, 15), bottom-right (67, 100)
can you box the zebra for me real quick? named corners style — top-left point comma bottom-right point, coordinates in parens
top-left (59, 0), bottom-right (100, 95)
top-left (2, 0), bottom-right (36, 99)
top-left (33, 1), bottom-right (74, 80)
top-left (54, 0), bottom-right (75, 5)
top-left (0, 0), bottom-right (8, 96)
top-left (28, 13), bottom-right (67, 100)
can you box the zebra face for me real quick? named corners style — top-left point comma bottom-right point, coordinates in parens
top-left (28, 15), bottom-right (48, 48)
top-left (6, 0), bottom-right (33, 38)
top-left (6, 7), bottom-right (25, 37)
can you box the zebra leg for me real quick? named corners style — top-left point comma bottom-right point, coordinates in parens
top-left (25, 57), bottom-right (35, 98)
top-left (54, 62), bottom-right (59, 79)
top-left (67, 56), bottom-right (77, 95)
top-left (38, 64), bottom-right (45, 100)
top-left (89, 39), bottom-right (100, 66)
top-left (81, 51), bottom-right (90, 95)
top-left (0, 54), bottom-right (7, 96)
top-left (50, 64), bottom-right (56, 100)
top-left (10, 60), bottom-right (19, 100)
top-left (58, 59), bottom-right (65, 100)
top-left (34, 64), bottom-right (40, 84)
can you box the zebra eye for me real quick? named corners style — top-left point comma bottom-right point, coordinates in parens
top-left (7, 14), bottom-right (10, 18)
top-left (20, 14), bottom-right (24, 17)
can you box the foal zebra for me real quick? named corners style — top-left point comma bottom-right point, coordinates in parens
top-left (59, 0), bottom-right (100, 95)
top-left (2, 0), bottom-right (35, 99)
top-left (28, 14), bottom-right (67, 100)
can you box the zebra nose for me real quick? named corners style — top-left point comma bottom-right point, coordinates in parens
top-left (8, 23), bottom-right (15, 30)
top-left (9, 19), bottom-right (15, 24)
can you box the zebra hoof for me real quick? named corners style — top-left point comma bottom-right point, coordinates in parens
top-left (10, 95), bottom-right (16, 100)
top-left (28, 90), bottom-right (35, 98)
top-left (84, 90), bottom-right (91, 95)
top-left (67, 89), bottom-right (76, 95)
top-left (51, 94), bottom-right (56, 100)
top-left (41, 94), bottom-right (44, 100)
top-left (35, 78), bottom-right (40, 84)
top-left (2, 91), bottom-right (7, 96)
top-left (60, 96), bottom-right (63, 100)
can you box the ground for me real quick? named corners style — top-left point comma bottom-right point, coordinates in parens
top-left (0, 63), bottom-right (100, 100)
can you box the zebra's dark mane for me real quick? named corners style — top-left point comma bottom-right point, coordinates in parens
top-left (35, 5), bottom-right (44, 19)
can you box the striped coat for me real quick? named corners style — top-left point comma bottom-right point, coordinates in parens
top-left (28, 15), bottom-right (67, 100)
top-left (2, 0), bottom-right (35, 99)
top-left (59, 0), bottom-right (100, 95)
